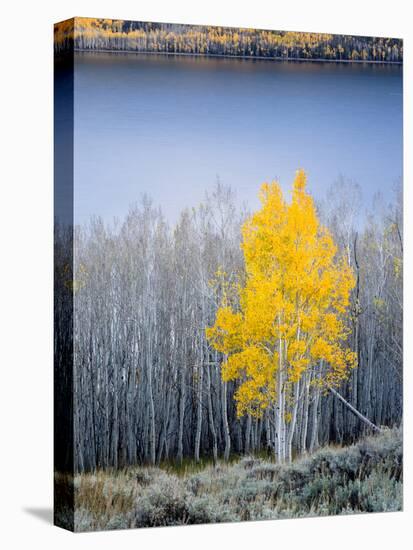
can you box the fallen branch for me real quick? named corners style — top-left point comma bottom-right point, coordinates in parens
top-left (328, 386), bottom-right (382, 433)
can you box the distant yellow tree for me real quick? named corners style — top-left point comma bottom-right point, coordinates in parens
top-left (206, 170), bottom-right (356, 462)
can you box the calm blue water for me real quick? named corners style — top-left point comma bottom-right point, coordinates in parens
top-left (73, 52), bottom-right (402, 224)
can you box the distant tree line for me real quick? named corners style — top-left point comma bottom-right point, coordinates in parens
top-left (54, 18), bottom-right (403, 62)
top-left (55, 179), bottom-right (402, 472)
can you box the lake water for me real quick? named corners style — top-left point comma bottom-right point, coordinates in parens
top-left (73, 52), bottom-right (402, 224)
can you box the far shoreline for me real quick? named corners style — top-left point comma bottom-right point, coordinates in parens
top-left (70, 48), bottom-right (403, 65)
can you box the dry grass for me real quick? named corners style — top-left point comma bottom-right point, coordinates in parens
top-left (55, 427), bottom-right (402, 532)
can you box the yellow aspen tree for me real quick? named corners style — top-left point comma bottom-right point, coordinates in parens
top-left (206, 170), bottom-right (357, 462)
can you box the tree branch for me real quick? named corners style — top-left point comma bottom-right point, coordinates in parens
top-left (328, 385), bottom-right (382, 433)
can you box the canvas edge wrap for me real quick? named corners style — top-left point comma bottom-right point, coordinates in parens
top-left (54, 17), bottom-right (75, 532)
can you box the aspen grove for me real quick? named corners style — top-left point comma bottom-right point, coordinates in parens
top-left (56, 171), bottom-right (402, 472)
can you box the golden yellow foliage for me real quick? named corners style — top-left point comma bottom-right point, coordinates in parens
top-left (206, 170), bottom-right (356, 418)
top-left (54, 18), bottom-right (402, 62)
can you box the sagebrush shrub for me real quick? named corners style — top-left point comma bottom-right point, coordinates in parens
top-left (71, 428), bottom-right (402, 531)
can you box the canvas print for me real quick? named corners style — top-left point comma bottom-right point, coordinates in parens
top-left (54, 18), bottom-right (403, 532)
